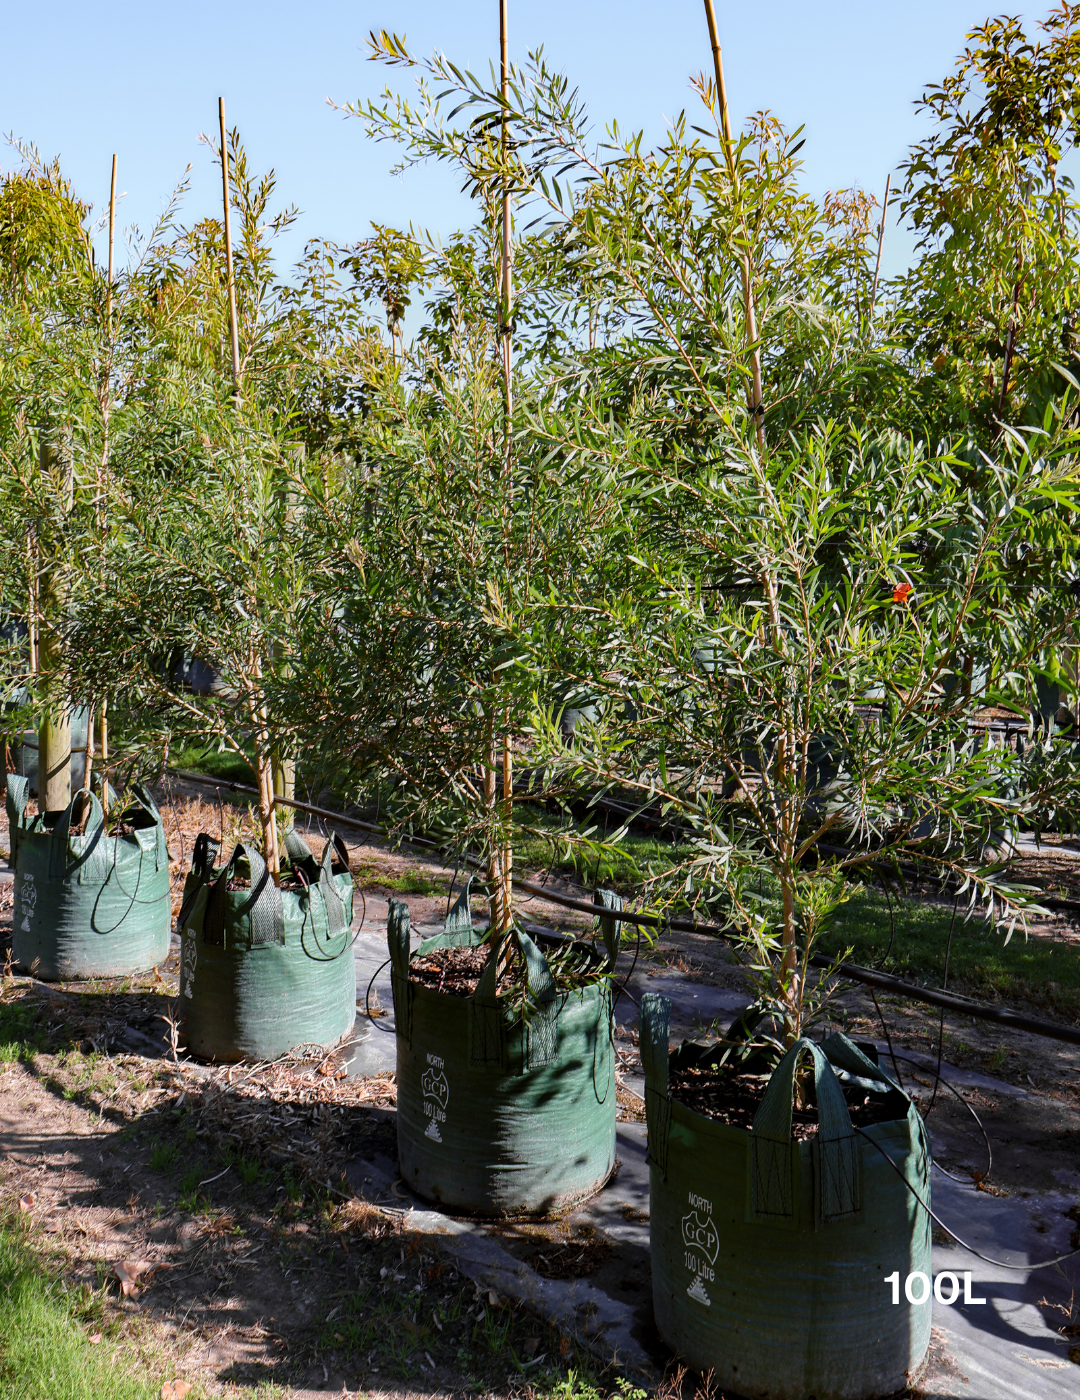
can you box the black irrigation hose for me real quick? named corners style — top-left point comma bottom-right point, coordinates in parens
top-left (610, 922), bottom-right (643, 1014)
top-left (365, 957), bottom-right (394, 1032)
top-left (871, 982), bottom-right (994, 1184)
top-left (889, 1052), bottom-right (994, 1186)
top-left (811, 954), bottom-right (1080, 1048)
top-left (853, 1127), bottom-right (1080, 1272)
top-left (870, 987), bottom-right (905, 1092)
top-left (168, 767), bottom-right (1080, 1048)
top-left (928, 897), bottom-right (961, 1116)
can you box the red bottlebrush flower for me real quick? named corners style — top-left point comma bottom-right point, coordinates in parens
top-left (892, 582), bottom-right (913, 604)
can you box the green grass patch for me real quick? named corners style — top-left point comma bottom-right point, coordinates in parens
top-left (514, 818), bottom-right (697, 894)
top-left (148, 1141), bottom-right (181, 1174)
top-left (817, 886), bottom-right (1080, 1020)
top-left (0, 1000), bottom-right (45, 1062)
top-left (171, 742), bottom-right (254, 787)
top-left (236, 1155), bottom-right (262, 1186)
top-left (178, 1166), bottom-right (205, 1195)
top-left (0, 1215), bottom-right (159, 1399)
top-left (353, 862), bottom-right (445, 896)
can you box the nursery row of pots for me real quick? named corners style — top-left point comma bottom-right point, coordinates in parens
top-left (4, 779), bottom-right (932, 1400)
top-left (385, 885), bottom-right (932, 1400)
top-left (5, 776), bottom-right (358, 1059)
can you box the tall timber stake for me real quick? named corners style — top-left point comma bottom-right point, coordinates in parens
top-left (492, 0), bottom-right (514, 937)
top-left (702, 0), bottom-right (765, 454)
top-left (106, 154), bottom-right (117, 328)
top-left (37, 433), bottom-right (73, 820)
top-left (869, 172), bottom-right (891, 327)
top-left (90, 152), bottom-right (119, 791)
top-left (219, 97), bottom-right (241, 388)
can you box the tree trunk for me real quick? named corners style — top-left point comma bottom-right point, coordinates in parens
top-left (256, 748), bottom-right (280, 882)
top-left (499, 728), bottom-right (513, 937)
top-left (780, 871), bottom-right (799, 1048)
top-left (484, 713), bottom-right (502, 934)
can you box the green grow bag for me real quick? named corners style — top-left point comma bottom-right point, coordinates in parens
top-left (391, 886), bottom-right (618, 1216)
top-left (641, 994), bottom-right (932, 1400)
top-left (6, 775), bottom-right (171, 981)
top-left (178, 834), bottom-right (356, 1063)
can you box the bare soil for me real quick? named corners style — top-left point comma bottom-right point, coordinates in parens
top-left (0, 1027), bottom-right (600, 1399)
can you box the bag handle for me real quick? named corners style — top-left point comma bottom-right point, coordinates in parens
top-left (128, 782), bottom-right (160, 818)
top-left (517, 928), bottom-right (559, 1069)
top-left (751, 1037), bottom-right (860, 1225)
top-left (126, 782), bottom-right (168, 869)
top-left (284, 829), bottom-right (314, 867)
top-left (191, 832), bottom-right (220, 882)
top-left (48, 789), bottom-right (105, 880)
top-left (639, 992), bottom-right (672, 1176)
top-left (593, 888), bottom-right (622, 969)
top-left (820, 1031), bottom-right (897, 1090)
top-left (318, 835), bottom-right (347, 937)
top-left (178, 833), bottom-right (220, 928)
top-left (5, 772), bottom-right (29, 842)
top-left (443, 877), bottom-right (475, 943)
top-left (204, 842), bottom-right (284, 949)
top-left (5, 773), bottom-right (29, 868)
top-left (387, 897), bottom-right (413, 1047)
top-left (50, 788), bottom-right (104, 844)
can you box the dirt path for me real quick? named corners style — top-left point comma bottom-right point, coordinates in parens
top-left (0, 1049), bottom-right (607, 1399)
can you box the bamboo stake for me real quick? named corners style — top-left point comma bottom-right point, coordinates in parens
top-left (106, 155), bottom-right (117, 325)
top-left (219, 97), bottom-right (241, 386)
top-left (702, 0), bottom-right (765, 453)
top-left (869, 172), bottom-right (891, 327)
top-left (26, 530), bottom-right (37, 676)
top-left (483, 716), bottom-right (500, 932)
top-left (497, 0), bottom-right (514, 936)
top-left (499, 0), bottom-right (513, 413)
top-left (38, 434), bottom-right (73, 820)
top-left (83, 703), bottom-right (95, 796)
top-left (99, 155), bottom-right (117, 769)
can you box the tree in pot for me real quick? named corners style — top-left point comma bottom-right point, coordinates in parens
top-left (0, 150), bottom-right (191, 979)
top-left (291, 55), bottom-right (635, 1209)
top-left (508, 411), bottom-right (1080, 1394)
top-left (63, 135), bottom-right (369, 1049)
top-left (69, 127), bottom-right (375, 875)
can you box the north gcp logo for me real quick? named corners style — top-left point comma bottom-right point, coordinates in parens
top-left (422, 1060), bottom-right (449, 1143)
top-left (681, 1194), bottom-right (719, 1307)
top-left (422, 1067), bottom-right (449, 1109)
top-left (681, 1208), bottom-right (719, 1265)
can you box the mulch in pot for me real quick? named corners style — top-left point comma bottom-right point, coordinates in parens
top-left (669, 1063), bottom-right (902, 1139)
top-left (409, 943), bottom-right (513, 996)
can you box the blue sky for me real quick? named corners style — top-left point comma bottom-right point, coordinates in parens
top-left (1, 2), bottom-right (1043, 282)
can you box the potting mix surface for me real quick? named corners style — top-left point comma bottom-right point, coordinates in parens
top-left (408, 941), bottom-right (499, 994)
top-left (667, 1063), bottom-right (903, 1136)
